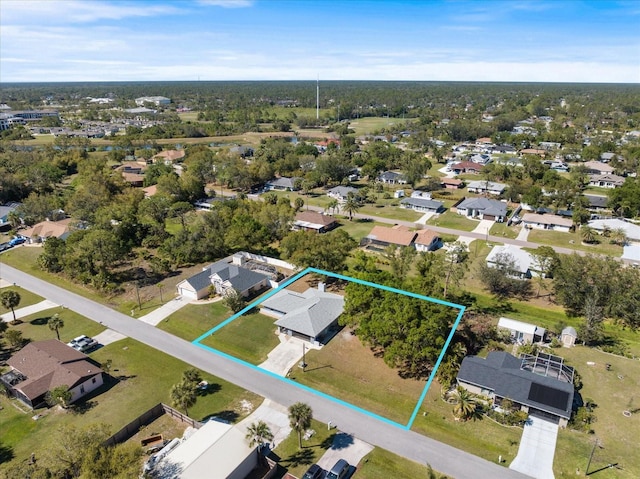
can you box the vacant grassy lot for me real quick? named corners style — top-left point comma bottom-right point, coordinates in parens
top-left (347, 117), bottom-right (408, 135)
top-left (527, 229), bottom-right (623, 257)
top-left (358, 447), bottom-right (449, 479)
top-left (291, 330), bottom-right (426, 425)
top-left (201, 311), bottom-right (280, 364)
top-left (0, 286), bottom-right (44, 314)
top-left (489, 222), bottom-right (520, 239)
top-left (427, 211), bottom-right (477, 231)
top-left (158, 301), bottom-right (232, 341)
top-left (0, 338), bottom-right (262, 468)
top-left (7, 307), bottom-right (105, 343)
top-left (271, 419), bottom-right (336, 479)
top-left (358, 203), bottom-right (421, 222)
top-left (338, 219), bottom-right (386, 243)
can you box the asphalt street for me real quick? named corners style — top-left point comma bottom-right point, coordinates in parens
top-left (0, 263), bottom-right (531, 479)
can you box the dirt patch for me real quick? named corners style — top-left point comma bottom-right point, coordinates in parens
top-left (127, 413), bottom-right (190, 448)
top-left (283, 274), bottom-right (346, 295)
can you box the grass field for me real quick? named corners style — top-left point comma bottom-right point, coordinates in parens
top-left (157, 301), bottom-right (232, 341)
top-left (201, 311), bottom-right (280, 364)
top-left (357, 447), bottom-right (450, 479)
top-left (6, 307), bottom-right (105, 343)
top-left (347, 117), bottom-right (408, 135)
top-left (0, 286), bottom-right (44, 315)
top-left (291, 330), bottom-right (426, 425)
top-left (527, 229), bottom-right (623, 257)
top-left (0, 337), bottom-right (262, 469)
top-left (427, 211), bottom-right (477, 231)
top-left (489, 222), bottom-right (520, 239)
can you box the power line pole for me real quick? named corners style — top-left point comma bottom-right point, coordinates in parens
top-left (586, 437), bottom-right (600, 475)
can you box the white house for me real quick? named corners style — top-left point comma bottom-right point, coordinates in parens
top-left (498, 317), bottom-right (545, 344)
top-left (135, 96), bottom-right (171, 106)
top-left (455, 197), bottom-right (507, 222)
top-left (326, 186), bottom-right (359, 202)
top-left (467, 180), bottom-right (507, 195)
top-left (486, 244), bottom-right (534, 279)
top-left (588, 174), bottom-right (625, 189)
top-left (588, 218), bottom-right (640, 243)
top-left (521, 213), bottom-right (572, 232)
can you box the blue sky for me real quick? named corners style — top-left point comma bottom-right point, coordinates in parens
top-left (1, 0), bottom-right (638, 83)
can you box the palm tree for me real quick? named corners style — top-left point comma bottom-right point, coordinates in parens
top-left (245, 420), bottom-right (274, 451)
top-left (327, 198), bottom-right (339, 215)
top-left (610, 227), bottom-right (627, 246)
top-left (342, 193), bottom-right (361, 221)
top-left (0, 290), bottom-right (21, 322)
top-left (448, 386), bottom-right (477, 421)
top-left (288, 402), bottom-right (313, 449)
top-left (170, 381), bottom-right (197, 416)
top-left (581, 226), bottom-right (597, 244)
top-left (48, 313), bottom-right (64, 340)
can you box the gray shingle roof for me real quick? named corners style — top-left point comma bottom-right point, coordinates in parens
top-left (210, 261), bottom-right (268, 293)
top-left (457, 197), bottom-right (507, 217)
top-left (400, 197), bottom-right (444, 211)
top-left (457, 352), bottom-right (574, 419)
top-left (185, 268), bottom-right (214, 292)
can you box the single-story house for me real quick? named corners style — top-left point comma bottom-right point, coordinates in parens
top-left (261, 285), bottom-right (344, 343)
top-left (157, 419), bottom-right (258, 479)
top-left (414, 228), bottom-right (441, 252)
top-left (456, 351), bottom-right (574, 427)
top-left (265, 176), bottom-right (300, 191)
top-left (441, 178), bottom-right (463, 189)
top-left (455, 197), bottom-right (507, 222)
top-left (486, 245), bottom-right (534, 279)
top-left (521, 213), bottom-right (572, 232)
top-left (498, 317), bottom-right (546, 344)
top-left (560, 327), bottom-right (578, 348)
top-left (600, 152), bottom-right (617, 162)
top-left (622, 244), bottom-right (640, 262)
top-left (293, 211), bottom-right (337, 233)
top-left (588, 174), bottom-right (624, 189)
top-left (18, 218), bottom-right (75, 243)
top-left (377, 171), bottom-right (407, 184)
top-left (176, 259), bottom-right (270, 300)
top-left (466, 180), bottom-right (507, 195)
top-left (153, 150), bottom-right (185, 164)
top-left (0, 340), bottom-right (103, 409)
top-left (583, 161), bottom-right (614, 175)
top-left (450, 161), bottom-right (484, 175)
top-left (362, 225), bottom-right (417, 249)
top-left (400, 197), bottom-right (445, 213)
top-left (116, 161), bottom-right (147, 187)
top-left (468, 153), bottom-right (491, 165)
top-left (588, 218), bottom-right (640, 243)
top-left (142, 184), bottom-right (158, 198)
top-left (583, 194), bottom-right (608, 212)
top-left (327, 186), bottom-right (359, 202)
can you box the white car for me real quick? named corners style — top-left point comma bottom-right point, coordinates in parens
top-left (67, 335), bottom-right (98, 353)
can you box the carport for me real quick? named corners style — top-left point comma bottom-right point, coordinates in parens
top-left (509, 414), bottom-right (559, 479)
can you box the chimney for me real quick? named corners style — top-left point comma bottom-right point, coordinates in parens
top-left (318, 282), bottom-right (325, 292)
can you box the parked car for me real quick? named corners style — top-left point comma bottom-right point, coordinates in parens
top-left (9, 237), bottom-right (25, 246)
top-left (302, 464), bottom-right (324, 479)
top-left (67, 335), bottom-right (98, 353)
top-left (326, 459), bottom-right (350, 479)
top-left (0, 242), bottom-right (13, 252)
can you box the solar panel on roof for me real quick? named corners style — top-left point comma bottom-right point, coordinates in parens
top-left (528, 383), bottom-right (569, 411)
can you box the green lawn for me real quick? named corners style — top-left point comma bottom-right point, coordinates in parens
top-left (358, 203), bottom-right (421, 222)
top-left (337, 219), bottom-right (383, 243)
top-left (489, 222), bottom-right (520, 240)
top-left (0, 286), bottom-right (44, 314)
top-left (346, 117), bottom-right (407, 136)
top-left (157, 301), bottom-right (232, 341)
top-left (527, 229), bottom-right (623, 257)
top-left (427, 211), bottom-right (477, 232)
top-left (0, 338), bottom-right (263, 469)
top-left (358, 447), bottom-right (451, 479)
top-left (7, 307), bottom-right (105, 343)
top-left (291, 331), bottom-right (426, 425)
top-left (201, 311), bottom-right (280, 364)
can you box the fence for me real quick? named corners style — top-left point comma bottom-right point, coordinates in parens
top-left (104, 403), bottom-right (202, 447)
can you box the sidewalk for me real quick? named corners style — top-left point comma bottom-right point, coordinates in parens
top-left (1, 299), bottom-right (58, 323)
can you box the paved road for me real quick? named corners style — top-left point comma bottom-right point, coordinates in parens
top-left (0, 264), bottom-right (531, 479)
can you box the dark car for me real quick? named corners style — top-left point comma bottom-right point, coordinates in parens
top-left (326, 459), bottom-right (350, 479)
top-left (302, 464), bottom-right (324, 479)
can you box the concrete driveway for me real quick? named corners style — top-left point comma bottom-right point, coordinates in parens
top-left (93, 329), bottom-right (127, 346)
top-left (317, 432), bottom-right (374, 474)
top-left (472, 219), bottom-right (495, 235)
top-left (259, 334), bottom-right (321, 376)
top-left (509, 415), bottom-right (558, 479)
top-left (235, 399), bottom-right (292, 449)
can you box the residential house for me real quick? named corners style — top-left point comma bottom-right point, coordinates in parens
top-left (455, 197), bottom-right (507, 222)
top-left (176, 258), bottom-right (270, 300)
top-left (153, 150), bottom-right (185, 164)
top-left (497, 317), bottom-right (546, 343)
top-left (449, 161), bottom-right (484, 175)
top-left (622, 244), bottom-right (640, 262)
top-left (326, 186), bottom-right (359, 202)
top-left (583, 161), bottom-right (614, 175)
top-left (400, 197), bottom-right (445, 213)
top-left (0, 340), bottom-right (104, 409)
top-left (265, 176), bottom-right (300, 191)
top-left (588, 174), bottom-right (624, 189)
top-left (293, 211), bottom-right (337, 233)
top-left (539, 141), bottom-right (561, 151)
top-left (135, 96), bottom-right (171, 106)
top-left (377, 171), bottom-right (407, 184)
top-left (116, 161), bottom-right (147, 187)
top-left (157, 419), bottom-right (258, 479)
top-left (521, 213), bottom-right (572, 232)
top-left (588, 218), bottom-right (640, 243)
top-left (456, 351), bottom-right (574, 427)
top-left (466, 180), bottom-right (507, 195)
top-left (414, 228), bottom-right (441, 252)
top-left (486, 245), bottom-right (534, 279)
top-left (362, 225), bottom-right (417, 249)
top-left (583, 194), bottom-right (608, 212)
top-left (261, 284), bottom-right (345, 343)
top-left (441, 178), bottom-right (463, 189)
top-left (142, 184), bottom-right (158, 198)
top-left (0, 202), bottom-right (20, 229)
top-left (18, 218), bottom-right (75, 243)
top-left (469, 154), bottom-right (491, 165)
top-left (600, 152), bottom-right (617, 163)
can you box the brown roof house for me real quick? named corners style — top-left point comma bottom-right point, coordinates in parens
top-left (116, 161), bottom-right (147, 187)
top-left (414, 228), bottom-right (442, 252)
top-left (153, 150), bottom-right (185, 164)
top-left (362, 225), bottom-right (417, 249)
top-left (1, 340), bottom-right (104, 408)
top-left (19, 217), bottom-right (75, 243)
top-left (293, 211), bottom-right (338, 233)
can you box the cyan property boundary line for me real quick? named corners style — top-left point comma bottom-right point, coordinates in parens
top-left (193, 267), bottom-right (466, 430)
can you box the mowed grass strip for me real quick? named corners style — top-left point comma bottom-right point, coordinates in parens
top-left (291, 331), bottom-right (425, 425)
top-left (271, 419), bottom-right (336, 479)
top-left (0, 286), bottom-right (44, 314)
top-left (0, 337), bottom-right (262, 466)
top-left (8, 307), bottom-right (105, 343)
top-left (427, 211), bottom-right (478, 231)
top-left (357, 447), bottom-right (450, 479)
top-left (527, 229), bottom-right (623, 256)
top-left (158, 301), bottom-right (232, 341)
top-left (202, 311), bottom-right (280, 364)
